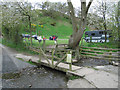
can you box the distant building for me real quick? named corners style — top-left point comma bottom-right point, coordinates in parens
top-left (84, 30), bottom-right (112, 43)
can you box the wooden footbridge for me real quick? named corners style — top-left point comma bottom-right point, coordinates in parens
top-left (16, 43), bottom-right (119, 88)
top-left (24, 43), bottom-right (119, 75)
top-left (29, 45), bottom-right (81, 72)
top-left (16, 45), bottom-right (92, 77)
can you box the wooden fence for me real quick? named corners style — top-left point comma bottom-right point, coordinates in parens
top-left (28, 42), bottom-right (120, 66)
top-left (80, 46), bottom-right (120, 61)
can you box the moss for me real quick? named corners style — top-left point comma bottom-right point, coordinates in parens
top-left (27, 61), bottom-right (36, 65)
top-left (2, 72), bottom-right (21, 79)
top-left (68, 75), bottom-right (81, 80)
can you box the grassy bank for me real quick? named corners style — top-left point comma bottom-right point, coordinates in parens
top-left (81, 39), bottom-right (119, 49)
top-left (1, 38), bottom-right (39, 55)
top-left (23, 38), bottom-right (68, 48)
top-left (1, 37), bottom-right (119, 52)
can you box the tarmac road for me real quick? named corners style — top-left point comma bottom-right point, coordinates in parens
top-left (0, 44), bottom-right (34, 89)
top-left (2, 48), bottom-right (33, 74)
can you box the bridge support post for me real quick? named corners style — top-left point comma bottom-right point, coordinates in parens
top-left (67, 50), bottom-right (72, 71)
top-left (39, 43), bottom-right (41, 65)
top-left (43, 40), bottom-right (46, 52)
top-left (52, 49), bottom-right (54, 68)
top-left (90, 36), bottom-right (92, 43)
top-left (69, 62), bottom-right (72, 71)
top-left (109, 51), bottom-right (112, 64)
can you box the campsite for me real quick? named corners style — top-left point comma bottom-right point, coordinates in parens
top-left (0, 0), bottom-right (120, 89)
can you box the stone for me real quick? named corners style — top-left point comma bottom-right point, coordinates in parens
top-left (85, 70), bottom-right (118, 88)
top-left (29, 85), bottom-right (32, 87)
top-left (67, 78), bottom-right (96, 88)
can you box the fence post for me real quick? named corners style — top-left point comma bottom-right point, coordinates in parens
top-left (66, 50), bottom-right (72, 71)
top-left (43, 40), bottom-right (46, 52)
top-left (54, 43), bottom-right (58, 55)
top-left (39, 42), bottom-right (41, 64)
top-left (24, 39), bottom-right (28, 49)
top-left (52, 49), bottom-right (54, 68)
top-left (109, 51), bottom-right (112, 64)
top-left (70, 51), bottom-right (72, 70)
top-left (90, 36), bottom-right (92, 43)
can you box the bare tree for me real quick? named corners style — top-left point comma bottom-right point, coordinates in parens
top-left (67, 0), bottom-right (93, 49)
top-left (118, 1), bottom-right (120, 42)
top-left (101, 1), bottom-right (107, 42)
top-left (17, 2), bottom-right (33, 46)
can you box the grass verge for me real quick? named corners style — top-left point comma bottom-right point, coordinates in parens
top-left (68, 75), bottom-right (81, 80)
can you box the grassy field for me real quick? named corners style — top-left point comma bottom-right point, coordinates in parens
top-left (22, 17), bottom-right (73, 39)
top-left (81, 39), bottom-right (119, 49)
top-left (23, 37), bottom-right (119, 49)
top-left (23, 38), bottom-right (68, 48)
top-left (1, 37), bottom-right (119, 51)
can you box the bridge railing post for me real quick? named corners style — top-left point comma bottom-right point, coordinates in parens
top-left (90, 36), bottom-right (92, 43)
top-left (66, 50), bottom-right (72, 71)
top-left (52, 49), bottom-right (54, 67)
top-left (43, 40), bottom-right (46, 52)
top-left (39, 43), bottom-right (41, 64)
top-left (109, 51), bottom-right (112, 64)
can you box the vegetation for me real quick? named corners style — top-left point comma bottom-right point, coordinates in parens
top-left (68, 75), bottom-right (81, 80)
top-left (24, 20), bottom-right (73, 39)
top-left (1, 1), bottom-right (119, 54)
top-left (67, 0), bottom-right (93, 49)
top-left (17, 57), bottom-right (37, 65)
top-left (81, 40), bottom-right (119, 49)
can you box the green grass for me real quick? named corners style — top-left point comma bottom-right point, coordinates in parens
top-left (23, 18), bottom-right (73, 39)
top-left (16, 57), bottom-right (25, 61)
top-left (0, 38), bottom-right (2, 43)
top-left (68, 75), bottom-right (81, 80)
top-left (1, 38), bottom-right (39, 55)
top-left (80, 39), bottom-right (119, 49)
top-left (27, 61), bottom-right (36, 65)
top-left (17, 57), bottom-right (36, 65)
top-left (23, 38), bottom-right (68, 48)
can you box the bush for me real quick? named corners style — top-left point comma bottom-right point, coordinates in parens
top-left (50, 22), bottom-right (56, 26)
top-left (2, 21), bottom-right (23, 46)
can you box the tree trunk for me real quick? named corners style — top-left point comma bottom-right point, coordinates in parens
top-left (118, 1), bottom-right (120, 42)
top-left (102, 2), bottom-right (107, 42)
top-left (67, 0), bottom-right (93, 60)
top-left (68, 1), bottom-right (87, 49)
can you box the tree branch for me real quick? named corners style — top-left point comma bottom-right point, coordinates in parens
top-left (67, 0), bottom-right (78, 33)
top-left (17, 2), bottom-right (29, 16)
top-left (86, 0), bottom-right (93, 14)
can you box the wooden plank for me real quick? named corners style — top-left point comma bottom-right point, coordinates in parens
top-left (81, 55), bottom-right (119, 61)
top-left (80, 46), bottom-right (120, 51)
top-left (58, 44), bottom-right (68, 46)
top-left (80, 49), bottom-right (120, 54)
top-left (46, 54), bottom-right (60, 60)
top-left (29, 47), bottom-right (61, 60)
top-left (81, 52), bottom-right (120, 58)
top-left (40, 59), bottom-right (82, 71)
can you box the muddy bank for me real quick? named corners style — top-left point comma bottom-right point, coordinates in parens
top-left (74, 58), bottom-right (110, 67)
top-left (2, 66), bottom-right (68, 88)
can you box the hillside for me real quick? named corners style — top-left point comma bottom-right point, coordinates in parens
top-left (22, 10), bottom-right (73, 39)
